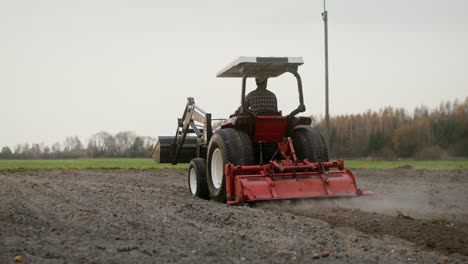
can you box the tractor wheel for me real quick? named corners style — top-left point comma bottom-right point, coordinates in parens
top-left (237, 130), bottom-right (256, 165)
top-left (188, 158), bottom-right (209, 200)
top-left (293, 127), bottom-right (329, 162)
top-left (207, 128), bottom-right (254, 202)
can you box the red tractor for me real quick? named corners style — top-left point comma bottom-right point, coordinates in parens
top-left (153, 57), bottom-right (372, 204)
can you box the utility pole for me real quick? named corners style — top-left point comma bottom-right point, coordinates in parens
top-left (322, 0), bottom-right (331, 145)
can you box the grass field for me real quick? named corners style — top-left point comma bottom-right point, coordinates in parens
top-left (0, 158), bottom-right (467, 171)
top-left (0, 158), bottom-right (186, 170)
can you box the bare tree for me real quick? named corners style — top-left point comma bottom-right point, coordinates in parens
top-left (115, 131), bottom-right (136, 156)
top-left (43, 146), bottom-right (51, 157)
top-left (13, 145), bottom-right (22, 155)
top-left (130, 137), bottom-right (145, 157)
top-left (51, 142), bottom-right (62, 153)
top-left (89, 131), bottom-right (116, 157)
top-left (30, 143), bottom-right (42, 159)
top-left (63, 136), bottom-right (82, 152)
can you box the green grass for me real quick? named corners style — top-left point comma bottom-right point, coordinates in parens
top-left (0, 158), bottom-right (188, 171)
top-left (345, 160), bottom-right (468, 169)
top-left (0, 158), bottom-right (467, 171)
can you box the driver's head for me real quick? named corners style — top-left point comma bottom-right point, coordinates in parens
top-left (255, 76), bottom-right (268, 90)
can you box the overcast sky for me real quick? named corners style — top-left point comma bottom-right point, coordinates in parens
top-left (1, 0), bottom-right (467, 148)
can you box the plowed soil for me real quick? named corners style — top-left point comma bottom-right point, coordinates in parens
top-left (1, 168), bottom-right (467, 263)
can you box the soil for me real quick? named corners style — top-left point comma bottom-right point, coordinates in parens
top-left (1, 168), bottom-right (467, 263)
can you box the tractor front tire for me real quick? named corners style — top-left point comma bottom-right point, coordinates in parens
top-left (188, 158), bottom-right (210, 200)
top-left (293, 127), bottom-right (329, 162)
top-left (207, 128), bottom-right (253, 202)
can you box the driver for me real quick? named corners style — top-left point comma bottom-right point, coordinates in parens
top-left (245, 76), bottom-right (278, 115)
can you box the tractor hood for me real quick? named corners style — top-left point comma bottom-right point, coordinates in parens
top-left (217, 57), bottom-right (303, 78)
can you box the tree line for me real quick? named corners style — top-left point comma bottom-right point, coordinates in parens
top-left (1, 97), bottom-right (467, 160)
top-left (316, 97), bottom-right (468, 159)
top-left (0, 131), bottom-right (157, 159)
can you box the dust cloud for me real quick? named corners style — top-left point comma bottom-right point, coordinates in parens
top-left (257, 168), bottom-right (468, 222)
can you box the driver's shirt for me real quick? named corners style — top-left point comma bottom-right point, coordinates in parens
top-left (245, 88), bottom-right (278, 114)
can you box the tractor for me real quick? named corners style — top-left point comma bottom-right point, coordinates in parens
top-left (153, 57), bottom-right (373, 204)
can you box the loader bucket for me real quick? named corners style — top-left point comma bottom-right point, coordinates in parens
top-left (152, 136), bottom-right (198, 163)
top-left (225, 160), bottom-right (374, 204)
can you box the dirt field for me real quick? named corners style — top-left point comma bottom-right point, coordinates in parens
top-left (1, 168), bottom-right (467, 263)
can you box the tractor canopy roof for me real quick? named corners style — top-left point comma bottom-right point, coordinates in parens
top-left (217, 57), bottom-right (303, 78)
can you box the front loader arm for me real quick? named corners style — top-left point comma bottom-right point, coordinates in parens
top-left (171, 97), bottom-right (212, 164)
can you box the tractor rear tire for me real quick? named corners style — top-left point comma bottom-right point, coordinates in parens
top-left (293, 127), bottom-right (329, 162)
top-left (188, 158), bottom-right (209, 200)
top-left (207, 128), bottom-right (254, 202)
